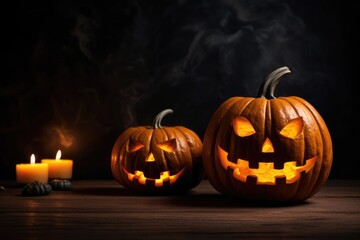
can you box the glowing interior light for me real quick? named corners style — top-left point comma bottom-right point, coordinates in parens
top-left (155, 171), bottom-right (170, 187)
top-left (233, 116), bottom-right (256, 137)
top-left (30, 154), bottom-right (36, 164)
top-left (145, 152), bottom-right (155, 162)
top-left (262, 138), bottom-right (274, 153)
top-left (122, 166), bottom-right (185, 187)
top-left (134, 170), bottom-right (147, 185)
top-left (55, 150), bottom-right (61, 160)
top-left (128, 141), bottom-right (144, 152)
top-left (218, 146), bottom-right (316, 185)
top-left (157, 139), bottom-right (176, 152)
top-left (280, 117), bottom-right (303, 139)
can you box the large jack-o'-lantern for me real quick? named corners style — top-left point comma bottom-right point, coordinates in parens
top-left (111, 109), bottom-right (203, 193)
top-left (202, 66), bottom-right (333, 202)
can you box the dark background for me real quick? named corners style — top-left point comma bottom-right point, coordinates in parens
top-left (0, 0), bottom-right (354, 180)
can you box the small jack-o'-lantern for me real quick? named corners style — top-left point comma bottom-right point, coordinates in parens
top-left (111, 109), bottom-right (203, 193)
top-left (203, 66), bottom-right (333, 202)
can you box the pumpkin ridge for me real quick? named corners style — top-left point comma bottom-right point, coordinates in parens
top-left (172, 127), bottom-right (187, 171)
top-left (272, 98), bottom-right (304, 200)
top-left (174, 125), bottom-right (204, 188)
top-left (133, 127), bottom-right (153, 175)
top-left (175, 126), bottom-right (202, 158)
top-left (218, 97), bottom-right (256, 190)
top-left (170, 127), bottom-right (188, 172)
top-left (282, 96), bottom-right (325, 200)
top-left (240, 98), bottom-right (266, 164)
top-left (160, 127), bottom-right (173, 170)
top-left (174, 126), bottom-right (197, 168)
top-left (265, 98), bottom-right (271, 148)
top-left (273, 97), bottom-right (307, 162)
top-left (203, 97), bottom-right (244, 193)
top-left (112, 127), bottom-right (139, 185)
top-left (290, 97), bottom-right (332, 199)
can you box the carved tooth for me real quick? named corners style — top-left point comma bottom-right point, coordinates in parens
top-left (274, 161), bottom-right (284, 169)
top-left (275, 176), bottom-right (287, 185)
top-left (162, 181), bottom-right (171, 188)
top-left (300, 170), bottom-right (307, 179)
top-left (246, 175), bottom-right (258, 185)
top-left (248, 161), bottom-right (259, 169)
top-left (295, 161), bottom-right (303, 167)
top-left (154, 179), bottom-right (164, 187)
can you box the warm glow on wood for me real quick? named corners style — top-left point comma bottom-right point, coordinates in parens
top-left (218, 146), bottom-right (316, 185)
top-left (233, 116), bottom-right (256, 137)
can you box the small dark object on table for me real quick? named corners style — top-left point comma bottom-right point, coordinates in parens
top-left (21, 181), bottom-right (52, 196)
top-left (49, 179), bottom-right (72, 190)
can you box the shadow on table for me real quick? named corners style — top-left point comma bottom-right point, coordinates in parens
top-left (167, 191), bottom-right (312, 208)
top-left (72, 186), bottom-right (141, 196)
top-left (71, 186), bottom-right (192, 197)
top-left (71, 186), bottom-right (312, 207)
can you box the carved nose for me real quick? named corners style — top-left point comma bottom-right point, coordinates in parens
top-left (145, 152), bottom-right (155, 162)
top-left (262, 137), bottom-right (274, 153)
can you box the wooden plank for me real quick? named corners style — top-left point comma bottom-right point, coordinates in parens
top-left (0, 179), bottom-right (359, 239)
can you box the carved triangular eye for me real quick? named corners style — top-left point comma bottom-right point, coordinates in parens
top-left (233, 116), bottom-right (256, 137)
top-left (280, 117), bottom-right (303, 139)
top-left (157, 139), bottom-right (176, 152)
top-left (127, 139), bottom-right (144, 152)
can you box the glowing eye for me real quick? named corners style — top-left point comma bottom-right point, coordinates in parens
top-left (233, 116), bottom-right (256, 137)
top-left (127, 140), bottom-right (144, 152)
top-left (280, 117), bottom-right (303, 139)
top-left (157, 139), bottom-right (176, 152)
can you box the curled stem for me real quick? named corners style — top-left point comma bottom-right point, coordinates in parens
top-left (257, 66), bottom-right (291, 99)
top-left (153, 109), bottom-right (173, 129)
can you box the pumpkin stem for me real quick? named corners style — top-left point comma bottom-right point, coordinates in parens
top-left (153, 109), bottom-right (173, 129)
top-left (257, 66), bottom-right (291, 99)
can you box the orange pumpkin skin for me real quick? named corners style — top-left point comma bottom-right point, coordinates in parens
top-left (111, 109), bottom-right (203, 193)
top-left (202, 67), bottom-right (333, 202)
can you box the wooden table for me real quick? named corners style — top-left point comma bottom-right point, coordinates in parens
top-left (0, 179), bottom-right (359, 239)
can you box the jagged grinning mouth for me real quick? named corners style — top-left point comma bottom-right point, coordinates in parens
top-left (121, 166), bottom-right (186, 187)
top-left (217, 146), bottom-right (317, 185)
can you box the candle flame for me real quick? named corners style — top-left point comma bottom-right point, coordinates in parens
top-left (55, 150), bottom-right (61, 160)
top-left (30, 154), bottom-right (35, 164)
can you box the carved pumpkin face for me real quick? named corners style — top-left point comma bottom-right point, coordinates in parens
top-left (203, 67), bottom-right (333, 202)
top-left (218, 115), bottom-right (317, 186)
top-left (111, 109), bottom-right (203, 193)
top-left (121, 135), bottom-right (186, 188)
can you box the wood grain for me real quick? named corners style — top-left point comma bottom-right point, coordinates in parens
top-left (0, 179), bottom-right (359, 239)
